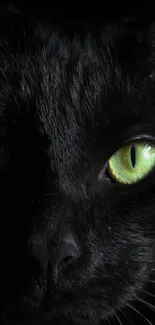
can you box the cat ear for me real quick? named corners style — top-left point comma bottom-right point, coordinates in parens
top-left (104, 17), bottom-right (155, 43)
top-left (135, 19), bottom-right (155, 45)
top-left (147, 21), bottom-right (155, 45)
top-left (0, 4), bottom-right (22, 15)
top-left (103, 17), bottom-right (152, 53)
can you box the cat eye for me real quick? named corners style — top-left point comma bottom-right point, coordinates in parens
top-left (107, 141), bottom-right (155, 184)
top-left (0, 145), bottom-right (10, 172)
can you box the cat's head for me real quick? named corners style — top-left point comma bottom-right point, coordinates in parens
top-left (1, 6), bottom-right (155, 325)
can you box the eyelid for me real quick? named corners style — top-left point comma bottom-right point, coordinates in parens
top-left (123, 134), bottom-right (155, 146)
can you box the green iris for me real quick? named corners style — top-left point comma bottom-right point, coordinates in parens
top-left (108, 142), bottom-right (155, 184)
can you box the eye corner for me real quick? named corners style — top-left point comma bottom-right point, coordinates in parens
top-left (98, 162), bottom-right (116, 185)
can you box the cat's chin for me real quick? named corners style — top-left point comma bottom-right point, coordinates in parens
top-left (2, 272), bottom-right (148, 325)
top-left (2, 262), bottom-right (151, 325)
top-left (0, 295), bottom-right (110, 325)
top-left (3, 292), bottom-right (132, 325)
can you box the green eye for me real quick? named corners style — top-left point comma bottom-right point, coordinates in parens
top-left (108, 142), bottom-right (155, 184)
top-left (0, 146), bottom-right (10, 172)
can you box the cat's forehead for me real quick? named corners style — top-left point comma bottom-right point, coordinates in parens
top-left (0, 14), bottom-right (154, 153)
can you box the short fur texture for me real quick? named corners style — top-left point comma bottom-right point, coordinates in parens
top-left (1, 6), bottom-right (155, 325)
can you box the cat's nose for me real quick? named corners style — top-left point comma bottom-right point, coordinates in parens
top-left (49, 236), bottom-right (80, 276)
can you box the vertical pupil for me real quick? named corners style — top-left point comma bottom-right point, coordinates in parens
top-left (131, 145), bottom-right (136, 168)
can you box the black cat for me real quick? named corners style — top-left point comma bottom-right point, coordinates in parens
top-left (0, 5), bottom-right (155, 325)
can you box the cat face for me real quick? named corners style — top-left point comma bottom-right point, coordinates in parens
top-left (0, 7), bottom-right (155, 325)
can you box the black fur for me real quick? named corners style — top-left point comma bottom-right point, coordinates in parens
top-left (1, 6), bottom-right (155, 325)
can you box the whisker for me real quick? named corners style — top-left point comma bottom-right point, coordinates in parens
top-left (136, 296), bottom-right (155, 312)
top-left (148, 280), bottom-right (155, 284)
top-left (139, 289), bottom-right (155, 299)
top-left (105, 320), bottom-right (111, 325)
top-left (126, 302), bottom-right (153, 325)
top-left (3, 307), bottom-right (8, 322)
top-left (106, 317), bottom-right (112, 325)
top-left (119, 309), bottom-right (135, 325)
top-left (115, 312), bottom-right (123, 325)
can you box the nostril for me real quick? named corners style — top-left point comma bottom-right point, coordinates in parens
top-left (58, 238), bottom-right (80, 267)
top-left (59, 254), bottom-right (75, 270)
top-left (48, 236), bottom-right (80, 274)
